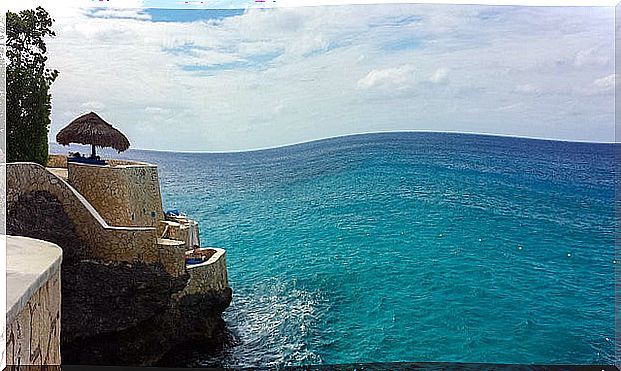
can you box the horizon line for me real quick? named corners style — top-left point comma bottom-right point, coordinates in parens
top-left (50, 130), bottom-right (619, 155)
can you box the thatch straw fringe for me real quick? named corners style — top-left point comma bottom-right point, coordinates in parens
top-left (56, 112), bottom-right (130, 152)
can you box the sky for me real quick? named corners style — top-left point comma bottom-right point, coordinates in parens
top-left (5, 1), bottom-right (617, 151)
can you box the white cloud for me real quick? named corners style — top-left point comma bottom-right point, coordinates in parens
top-left (357, 64), bottom-right (417, 90)
top-left (494, 102), bottom-right (524, 112)
top-left (182, 48), bottom-right (244, 66)
top-left (81, 101), bottom-right (106, 110)
top-left (430, 68), bottom-right (449, 83)
top-left (145, 107), bottom-right (172, 115)
top-left (514, 84), bottom-right (541, 94)
top-left (87, 8), bottom-right (151, 20)
top-left (592, 74), bottom-right (615, 89)
top-left (573, 47), bottom-right (610, 68)
top-left (578, 73), bottom-right (616, 95)
top-left (273, 102), bottom-right (285, 115)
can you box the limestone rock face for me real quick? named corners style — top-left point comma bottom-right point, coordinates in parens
top-left (8, 191), bottom-right (88, 263)
top-left (7, 190), bottom-right (231, 366)
top-left (60, 259), bottom-right (189, 343)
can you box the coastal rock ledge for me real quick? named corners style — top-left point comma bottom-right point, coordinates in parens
top-left (6, 161), bottom-right (233, 366)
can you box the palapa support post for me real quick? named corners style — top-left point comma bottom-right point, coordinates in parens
top-left (91, 144), bottom-right (96, 158)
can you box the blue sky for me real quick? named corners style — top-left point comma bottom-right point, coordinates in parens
top-left (18, 2), bottom-right (617, 151)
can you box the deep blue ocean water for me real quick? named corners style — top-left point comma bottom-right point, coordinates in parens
top-left (50, 132), bottom-right (617, 367)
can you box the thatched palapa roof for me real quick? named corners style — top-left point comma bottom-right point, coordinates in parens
top-left (56, 112), bottom-right (130, 153)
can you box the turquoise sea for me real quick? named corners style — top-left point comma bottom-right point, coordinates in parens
top-left (51, 132), bottom-right (617, 367)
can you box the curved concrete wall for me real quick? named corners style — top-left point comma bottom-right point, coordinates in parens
top-left (6, 236), bottom-right (62, 366)
top-left (183, 248), bottom-right (229, 295)
top-left (68, 162), bottom-right (164, 228)
top-left (5, 163), bottom-right (183, 276)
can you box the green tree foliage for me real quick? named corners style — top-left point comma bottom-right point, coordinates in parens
top-left (6, 6), bottom-right (59, 165)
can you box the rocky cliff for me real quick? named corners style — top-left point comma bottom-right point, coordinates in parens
top-left (7, 190), bottom-right (232, 365)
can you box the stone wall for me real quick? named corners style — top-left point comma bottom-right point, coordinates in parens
top-left (5, 163), bottom-right (182, 277)
top-left (6, 236), bottom-right (62, 366)
top-left (157, 238), bottom-right (187, 279)
top-left (47, 155), bottom-right (67, 168)
top-left (6, 272), bottom-right (61, 366)
top-left (68, 161), bottom-right (164, 228)
top-left (181, 248), bottom-right (229, 296)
